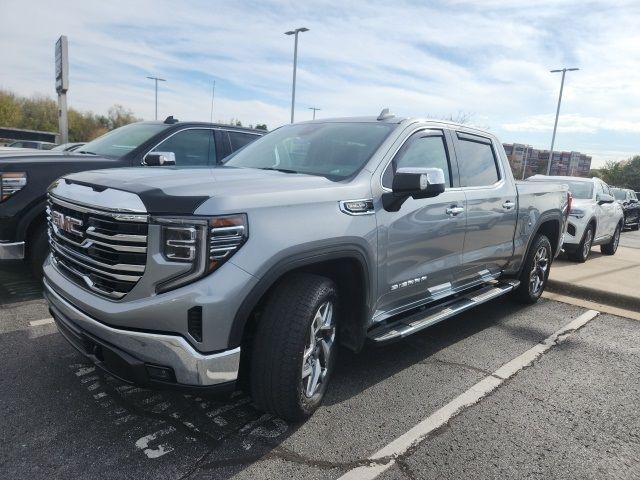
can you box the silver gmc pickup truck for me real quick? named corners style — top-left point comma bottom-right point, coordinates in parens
top-left (43, 112), bottom-right (569, 421)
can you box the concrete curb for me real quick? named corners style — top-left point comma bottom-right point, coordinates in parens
top-left (546, 279), bottom-right (640, 312)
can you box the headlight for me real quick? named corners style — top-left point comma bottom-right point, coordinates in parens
top-left (154, 214), bottom-right (248, 293)
top-left (569, 208), bottom-right (585, 219)
top-left (0, 172), bottom-right (27, 202)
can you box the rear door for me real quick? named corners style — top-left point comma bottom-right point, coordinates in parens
top-left (452, 131), bottom-right (517, 281)
top-left (374, 128), bottom-right (467, 315)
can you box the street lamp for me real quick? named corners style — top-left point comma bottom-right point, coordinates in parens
top-left (285, 27), bottom-right (309, 123)
top-left (308, 106), bottom-right (321, 120)
top-left (146, 76), bottom-right (166, 120)
top-left (547, 67), bottom-right (579, 175)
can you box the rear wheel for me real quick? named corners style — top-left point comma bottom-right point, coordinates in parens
top-left (250, 273), bottom-right (338, 422)
top-left (567, 225), bottom-right (593, 263)
top-left (512, 234), bottom-right (552, 304)
top-left (600, 223), bottom-right (621, 255)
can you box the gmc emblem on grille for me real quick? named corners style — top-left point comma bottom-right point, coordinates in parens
top-left (51, 211), bottom-right (83, 236)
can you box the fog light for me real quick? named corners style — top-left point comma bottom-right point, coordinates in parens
top-left (146, 364), bottom-right (175, 382)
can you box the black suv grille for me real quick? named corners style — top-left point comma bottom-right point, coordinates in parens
top-left (47, 195), bottom-right (148, 299)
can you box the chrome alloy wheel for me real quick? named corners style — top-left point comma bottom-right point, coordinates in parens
top-left (529, 245), bottom-right (549, 296)
top-left (301, 301), bottom-right (335, 398)
top-left (613, 226), bottom-right (620, 250)
top-left (582, 228), bottom-right (593, 259)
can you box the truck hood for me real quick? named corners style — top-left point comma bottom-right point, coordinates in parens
top-left (0, 150), bottom-right (110, 166)
top-left (59, 167), bottom-right (362, 215)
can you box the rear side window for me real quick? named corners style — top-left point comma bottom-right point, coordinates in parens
top-left (228, 131), bottom-right (259, 152)
top-left (455, 134), bottom-right (500, 187)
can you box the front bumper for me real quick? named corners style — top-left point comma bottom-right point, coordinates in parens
top-left (44, 279), bottom-right (240, 390)
top-left (0, 241), bottom-right (24, 260)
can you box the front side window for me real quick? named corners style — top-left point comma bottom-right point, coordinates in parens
top-left (455, 135), bottom-right (500, 187)
top-left (224, 122), bottom-right (396, 180)
top-left (151, 129), bottom-right (216, 166)
top-left (383, 133), bottom-right (451, 188)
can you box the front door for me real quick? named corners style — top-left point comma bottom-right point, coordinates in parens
top-left (374, 129), bottom-right (466, 318)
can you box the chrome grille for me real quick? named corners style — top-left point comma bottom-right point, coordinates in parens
top-left (47, 195), bottom-right (148, 299)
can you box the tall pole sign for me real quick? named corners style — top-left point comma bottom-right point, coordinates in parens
top-left (55, 35), bottom-right (69, 144)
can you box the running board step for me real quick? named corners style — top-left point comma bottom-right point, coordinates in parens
top-left (367, 280), bottom-right (520, 345)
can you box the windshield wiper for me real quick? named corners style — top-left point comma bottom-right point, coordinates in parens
top-left (258, 167), bottom-right (299, 174)
top-left (76, 150), bottom-right (97, 155)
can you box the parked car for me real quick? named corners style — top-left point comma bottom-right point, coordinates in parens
top-left (43, 113), bottom-right (569, 421)
top-left (0, 117), bottom-right (264, 274)
top-left (7, 140), bottom-right (56, 150)
top-left (51, 142), bottom-right (86, 152)
top-left (611, 187), bottom-right (640, 231)
top-left (528, 175), bottom-right (624, 262)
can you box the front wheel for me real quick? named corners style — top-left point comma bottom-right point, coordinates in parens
top-left (600, 224), bottom-right (621, 255)
top-left (250, 273), bottom-right (338, 422)
top-left (512, 234), bottom-right (552, 304)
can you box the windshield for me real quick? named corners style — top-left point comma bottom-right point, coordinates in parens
top-left (611, 188), bottom-right (626, 201)
top-left (77, 123), bottom-right (168, 158)
top-left (224, 122), bottom-right (396, 179)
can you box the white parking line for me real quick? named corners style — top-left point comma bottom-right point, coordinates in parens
top-left (338, 309), bottom-right (600, 480)
top-left (29, 318), bottom-right (54, 327)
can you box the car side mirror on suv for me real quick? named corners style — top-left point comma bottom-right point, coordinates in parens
top-left (596, 193), bottom-right (615, 204)
top-left (383, 167), bottom-right (446, 212)
top-left (143, 151), bottom-right (176, 166)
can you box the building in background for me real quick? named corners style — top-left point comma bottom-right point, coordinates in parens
top-left (503, 143), bottom-right (592, 179)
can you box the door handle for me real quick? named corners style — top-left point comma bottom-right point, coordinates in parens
top-left (502, 200), bottom-right (515, 210)
top-left (446, 206), bottom-right (465, 216)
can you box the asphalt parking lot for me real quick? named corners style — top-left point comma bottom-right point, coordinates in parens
top-left (1, 230), bottom-right (639, 479)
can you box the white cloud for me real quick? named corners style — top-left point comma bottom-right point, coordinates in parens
top-left (0, 0), bottom-right (638, 164)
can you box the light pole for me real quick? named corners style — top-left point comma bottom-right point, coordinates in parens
top-left (308, 106), bottom-right (320, 120)
top-left (521, 144), bottom-right (530, 180)
top-left (285, 27), bottom-right (309, 123)
top-left (146, 76), bottom-right (166, 120)
top-left (547, 67), bottom-right (579, 175)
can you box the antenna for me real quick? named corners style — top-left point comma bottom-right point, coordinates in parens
top-left (377, 108), bottom-right (394, 121)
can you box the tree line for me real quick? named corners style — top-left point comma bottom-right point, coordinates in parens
top-left (0, 89), bottom-right (141, 142)
top-left (592, 156), bottom-right (640, 192)
top-left (0, 89), bottom-right (268, 142)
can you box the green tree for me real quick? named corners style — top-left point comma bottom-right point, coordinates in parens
top-left (107, 104), bottom-right (140, 129)
top-left (255, 124), bottom-right (268, 131)
top-left (0, 90), bottom-right (22, 127)
top-left (597, 156), bottom-right (640, 191)
top-left (18, 94), bottom-right (57, 131)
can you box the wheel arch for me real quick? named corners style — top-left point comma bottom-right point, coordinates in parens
top-left (229, 246), bottom-right (374, 357)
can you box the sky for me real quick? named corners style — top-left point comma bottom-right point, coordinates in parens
top-left (1, 0), bottom-right (639, 167)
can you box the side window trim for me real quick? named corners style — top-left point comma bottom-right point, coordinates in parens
top-left (381, 128), bottom-right (454, 189)
top-left (454, 130), bottom-right (502, 188)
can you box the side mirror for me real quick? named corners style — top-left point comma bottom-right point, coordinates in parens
top-left (383, 167), bottom-right (446, 212)
top-left (143, 151), bottom-right (176, 166)
top-left (392, 167), bottom-right (446, 199)
top-left (596, 193), bottom-right (614, 204)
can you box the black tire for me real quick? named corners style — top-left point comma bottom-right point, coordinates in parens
top-left (632, 222), bottom-right (639, 231)
top-left (27, 223), bottom-right (49, 278)
top-left (600, 223), bottom-right (621, 255)
top-left (250, 273), bottom-right (338, 422)
top-left (567, 225), bottom-right (593, 263)
top-left (512, 234), bottom-right (552, 304)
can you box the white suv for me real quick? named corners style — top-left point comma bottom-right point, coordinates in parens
top-left (528, 176), bottom-right (624, 262)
